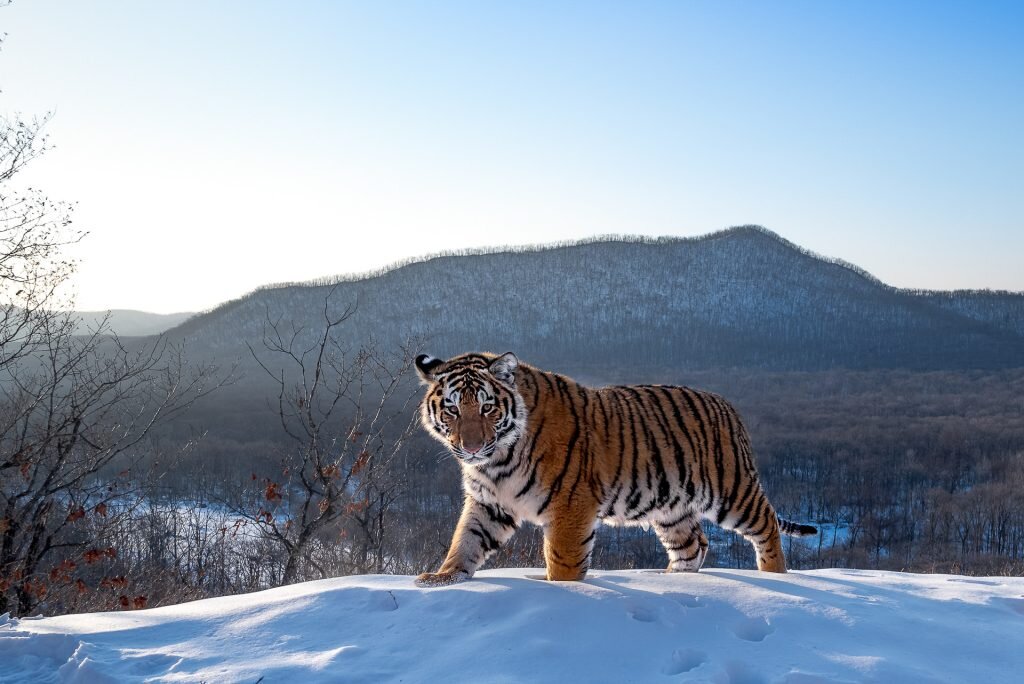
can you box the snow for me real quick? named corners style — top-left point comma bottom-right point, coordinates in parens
top-left (2, 568), bottom-right (1023, 683)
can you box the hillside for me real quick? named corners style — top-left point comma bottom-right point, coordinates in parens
top-left (918, 290), bottom-right (1024, 338)
top-left (165, 227), bottom-right (1024, 372)
top-left (2, 568), bottom-right (1022, 683)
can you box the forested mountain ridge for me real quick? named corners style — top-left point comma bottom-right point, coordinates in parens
top-left (166, 226), bottom-right (1024, 371)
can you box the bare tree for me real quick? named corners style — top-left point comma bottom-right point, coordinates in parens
top-left (0, 100), bottom-right (226, 614)
top-left (236, 290), bottom-right (420, 584)
top-left (0, 112), bottom-right (81, 372)
top-left (0, 327), bottom-right (223, 614)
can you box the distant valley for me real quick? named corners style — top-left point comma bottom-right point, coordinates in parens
top-left (74, 309), bottom-right (195, 337)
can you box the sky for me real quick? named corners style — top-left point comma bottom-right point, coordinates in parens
top-left (1, 1), bottom-right (1022, 313)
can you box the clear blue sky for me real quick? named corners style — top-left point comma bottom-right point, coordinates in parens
top-left (2, 1), bottom-right (1022, 312)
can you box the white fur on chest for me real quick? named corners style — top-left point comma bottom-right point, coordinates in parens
top-left (459, 453), bottom-right (548, 526)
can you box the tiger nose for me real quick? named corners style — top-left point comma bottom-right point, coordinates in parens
top-left (462, 441), bottom-right (483, 454)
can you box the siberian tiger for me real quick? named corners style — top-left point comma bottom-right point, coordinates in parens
top-left (414, 352), bottom-right (816, 587)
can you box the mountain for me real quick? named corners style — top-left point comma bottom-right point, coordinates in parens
top-left (162, 226), bottom-right (1024, 372)
top-left (74, 309), bottom-right (195, 337)
top-left (3, 568), bottom-right (1022, 683)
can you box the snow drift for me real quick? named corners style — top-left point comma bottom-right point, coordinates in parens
top-left (2, 568), bottom-right (1022, 683)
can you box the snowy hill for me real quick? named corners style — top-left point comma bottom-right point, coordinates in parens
top-left (3, 568), bottom-right (1022, 683)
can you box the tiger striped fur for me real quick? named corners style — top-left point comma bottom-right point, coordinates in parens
top-left (414, 352), bottom-right (816, 587)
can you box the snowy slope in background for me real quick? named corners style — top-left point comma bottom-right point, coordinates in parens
top-left (2, 568), bottom-right (1022, 683)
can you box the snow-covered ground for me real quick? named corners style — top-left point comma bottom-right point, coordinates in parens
top-left (2, 568), bottom-right (1022, 683)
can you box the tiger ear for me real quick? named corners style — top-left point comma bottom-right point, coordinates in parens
top-left (415, 354), bottom-right (445, 383)
top-left (488, 352), bottom-right (519, 385)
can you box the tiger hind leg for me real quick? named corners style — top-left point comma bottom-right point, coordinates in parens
top-left (654, 512), bottom-right (708, 573)
top-left (721, 489), bottom-right (787, 573)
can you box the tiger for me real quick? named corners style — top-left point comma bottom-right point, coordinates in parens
top-left (414, 351), bottom-right (816, 587)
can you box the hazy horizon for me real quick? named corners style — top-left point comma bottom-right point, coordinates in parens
top-left (3, 1), bottom-right (1022, 313)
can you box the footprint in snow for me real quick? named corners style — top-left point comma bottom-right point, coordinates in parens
top-left (731, 616), bottom-right (774, 642)
top-left (626, 603), bottom-right (658, 623)
top-left (661, 648), bottom-right (706, 675)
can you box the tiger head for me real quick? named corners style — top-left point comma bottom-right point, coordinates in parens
top-left (416, 352), bottom-right (526, 465)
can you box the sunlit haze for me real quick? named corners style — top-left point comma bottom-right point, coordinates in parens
top-left (2, 1), bottom-right (1022, 313)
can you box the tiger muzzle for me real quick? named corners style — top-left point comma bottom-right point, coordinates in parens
top-left (457, 420), bottom-right (486, 455)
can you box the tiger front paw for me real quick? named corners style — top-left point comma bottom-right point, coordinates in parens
top-left (414, 570), bottom-right (471, 588)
